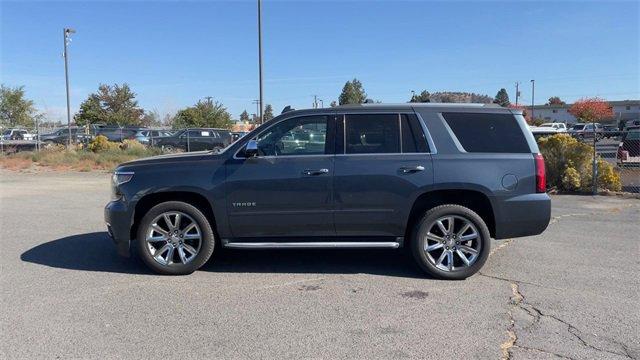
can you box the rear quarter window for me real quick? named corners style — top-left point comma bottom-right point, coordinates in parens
top-left (441, 112), bottom-right (530, 153)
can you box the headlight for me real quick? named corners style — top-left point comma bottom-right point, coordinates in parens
top-left (111, 171), bottom-right (134, 200)
top-left (112, 171), bottom-right (134, 186)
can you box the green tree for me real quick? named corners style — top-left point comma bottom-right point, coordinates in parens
top-left (239, 110), bottom-right (250, 122)
top-left (493, 88), bottom-right (510, 107)
top-left (74, 83), bottom-right (144, 126)
top-left (410, 90), bottom-right (431, 103)
top-left (338, 78), bottom-right (367, 105)
top-left (141, 109), bottom-right (163, 127)
top-left (263, 104), bottom-right (274, 121)
top-left (547, 96), bottom-right (566, 105)
top-left (172, 99), bottom-right (232, 129)
top-left (0, 85), bottom-right (41, 128)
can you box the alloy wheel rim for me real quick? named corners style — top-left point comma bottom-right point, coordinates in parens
top-left (146, 211), bottom-right (202, 266)
top-left (423, 215), bottom-right (481, 272)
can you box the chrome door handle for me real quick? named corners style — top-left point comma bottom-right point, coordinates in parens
top-left (302, 168), bottom-right (329, 176)
top-left (400, 165), bottom-right (425, 173)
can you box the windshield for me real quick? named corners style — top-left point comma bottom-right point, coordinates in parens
top-left (572, 125), bottom-right (585, 130)
top-left (2, 130), bottom-right (11, 135)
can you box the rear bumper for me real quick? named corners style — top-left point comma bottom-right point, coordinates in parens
top-left (104, 200), bottom-right (132, 257)
top-left (493, 193), bottom-right (551, 239)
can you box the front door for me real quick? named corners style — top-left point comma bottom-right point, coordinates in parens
top-left (225, 115), bottom-right (335, 238)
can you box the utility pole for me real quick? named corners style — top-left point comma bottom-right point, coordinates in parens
top-left (257, 0), bottom-right (264, 124)
top-left (530, 80), bottom-right (535, 120)
top-left (592, 118), bottom-right (598, 195)
top-left (63, 28), bottom-right (75, 147)
top-left (203, 96), bottom-right (213, 105)
top-left (313, 95), bottom-right (318, 109)
top-left (410, 90), bottom-right (416, 102)
top-left (319, 99), bottom-right (324, 108)
top-left (515, 82), bottom-right (520, 106)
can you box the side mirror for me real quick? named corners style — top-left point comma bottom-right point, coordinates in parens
top-left (245, 139), bottom-right (259, 157)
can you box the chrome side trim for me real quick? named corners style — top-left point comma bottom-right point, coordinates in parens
top-left (223, 241), bottom-right (400, 249)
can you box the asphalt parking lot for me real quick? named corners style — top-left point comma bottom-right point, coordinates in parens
top-left (1, 170), bottom-right (638, 359)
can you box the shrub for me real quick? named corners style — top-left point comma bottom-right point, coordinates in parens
top-left (597, 158), bottom-right (621, 192)
top-left (120, 139), bottom-right (146, 151)
top-left (88, 135), bottom-right (119, 153)
top-left (538, 134), bottom-right (621, 192)
top-left (561, 166), bottom-right (581, 191)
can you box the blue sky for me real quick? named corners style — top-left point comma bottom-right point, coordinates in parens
top-left (1, 0), bottom-right (638, 122)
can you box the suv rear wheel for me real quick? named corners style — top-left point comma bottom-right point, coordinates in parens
top-left (136, 201), bottom-right (215, 275)
top-left (411, 204), bottom-right (490, 280)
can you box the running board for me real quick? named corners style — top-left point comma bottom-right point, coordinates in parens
top-left (223, 241), bottom-right (400, 249)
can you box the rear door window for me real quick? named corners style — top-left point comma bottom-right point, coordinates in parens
top-left (345, 114), bottom-right (400, 154)
top-left (442, 112), bottom-right (530, 153)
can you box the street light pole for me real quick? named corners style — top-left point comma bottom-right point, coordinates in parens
top-left (63, 28), bottom-right (75, 147)
top-left (257, 0), bottom-right (264, 124)
top-left (515, 82), bottom-right (520, 106)
top-left (530, 80), bottom-right (535, 121)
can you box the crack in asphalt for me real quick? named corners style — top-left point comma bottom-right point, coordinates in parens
top-left (488, 205), bottom-right (638, 359)
top-left (489, 276), bottom-right (634, 360)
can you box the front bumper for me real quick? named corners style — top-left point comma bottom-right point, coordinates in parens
top-left (493, 193), bottom-right (551, 239)
top-left (104, 200), bottom-right (132, 257)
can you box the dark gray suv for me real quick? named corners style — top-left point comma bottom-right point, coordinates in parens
top-left (105, 104), bottom-right (550, 279)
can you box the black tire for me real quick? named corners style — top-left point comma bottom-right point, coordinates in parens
top-left (411, 204), bottom-right (491, 280)
top-left (136, 201), bottom-right (215, 275)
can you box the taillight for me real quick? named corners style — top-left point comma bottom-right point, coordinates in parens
top-left (534, 153), bottom-right (546, 193)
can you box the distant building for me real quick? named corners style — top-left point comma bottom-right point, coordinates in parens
top-left (231, 121), bottom-right (256, 133)
top-left (530, 100), bottom-right (639, 125)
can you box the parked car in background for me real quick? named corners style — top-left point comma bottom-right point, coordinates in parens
top-left (617, 127), bottom-right (640, 165)
top-left (105, 104), bottom-right (550, 279)
top-left (624, 119), bottom-right (640, 129)
top-left (569, 123), bottom-right (603, 141)
top-left (1, 128), bottom-right (35, 141)
top-left (95, 127), bottom-right (142, 142)
top-left (134, 129), bottom-right (173, 145)
top-left (153, 128), bottom-right (232, 152)
top-left (40, 127), bottom-right (93, 144)
top-left (531, 122), bottom-right (567, 133)
top-left (231, 131), bottom-right (248, 142)
top-left (602, 125), bottom-right (623, 139)
top-left (530, 122), bottom-right (567, 138)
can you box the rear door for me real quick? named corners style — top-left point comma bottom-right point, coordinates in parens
top-left (333, 112), bottom-right (434, 236)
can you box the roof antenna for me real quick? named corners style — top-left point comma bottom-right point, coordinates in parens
top-left (281, 105), bottom-right (295, 114)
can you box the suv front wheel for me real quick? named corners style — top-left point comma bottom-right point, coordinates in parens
top-left (136, 201), bottom-right (215, 275)
top-left (412, 205), bottom-right (491, 280)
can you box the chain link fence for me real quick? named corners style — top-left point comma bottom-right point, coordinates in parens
top-left (594, 128), bottom-right (639, 193)
top-left (2, 123), bottom-right (638, 194)
top-left (0, 125), bottom-right (239, 154)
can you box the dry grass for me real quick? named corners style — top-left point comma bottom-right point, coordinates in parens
top-left (0, 145), bottom-right (163, 172)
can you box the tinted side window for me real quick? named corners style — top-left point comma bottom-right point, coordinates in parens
top-left (442, 112), bottom-right (530, 153)
top-left (254, 115), bottom-right (328, 156)
top-left (345, 114), bottom-right (399, 154)
top-left (401, 114), bottom-right (429, 153)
